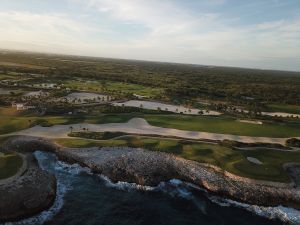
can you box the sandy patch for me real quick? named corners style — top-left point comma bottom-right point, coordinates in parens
top-left (247, 157), bottom-right (263, 165)
top-left (238, 120), bottom-right (263, 125)
top-left (113, 100), bottom-right (221, 116)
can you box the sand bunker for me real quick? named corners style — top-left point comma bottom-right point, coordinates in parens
top-left (65, 92), bottom-right (110, 103)
top-left (23, 91), bottom-right (49, 98)
top-left (113, 100), bottom-right (221, 116)
top-left (238, 120), bottom-right (263, 125)
top-left (247, 157), bottom-right (263, 165)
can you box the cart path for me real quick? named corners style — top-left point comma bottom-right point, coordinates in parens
top-left (5, 118), bottom-right (298, 144)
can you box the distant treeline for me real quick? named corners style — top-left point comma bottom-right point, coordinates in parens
top-left (1, 51), bottom-right (300, 104)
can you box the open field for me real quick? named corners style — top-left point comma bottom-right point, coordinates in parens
top-left (144, 114), bottom-right (300, 138)
top-left (0, 152), bottom-right (23, 180)
top-left (0, 61), bottom-right (48, 69)
top-left (55, 136), bottom-right (300, 182)
top-left (267, 104), bottom-right (300, 114)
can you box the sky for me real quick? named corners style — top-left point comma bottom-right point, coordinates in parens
top-left (0, 0), bottom-right (300, 71)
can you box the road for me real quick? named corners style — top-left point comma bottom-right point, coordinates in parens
top-left (4, 118), bottom-right (297, 145)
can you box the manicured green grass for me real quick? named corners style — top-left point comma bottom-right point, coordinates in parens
top-left (1, 106), bottom-right (300, 138)
top-left (81, 114), bottom-right (137, 124)
top-left (0, 106), bottom-right (136, 134)
top-left (267, 104), bottom-right (300, 114)
top-left (0, 116), bottom-right (37, 134)
top-left (55, 136), bottom-right (300, 183)
top-left (46, 114), bottom-right (300, 138)
top-left (144, 115), bottom-right (300, 138)
top-left (0, 152), bottom-right (23, 180)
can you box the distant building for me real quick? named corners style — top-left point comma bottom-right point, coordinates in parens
top-left (12, 102), bottom-right (36, 111)
top-left (133, 94), bottom-right (147, 99)
top-left (242, 96), bottom-right (255, 100)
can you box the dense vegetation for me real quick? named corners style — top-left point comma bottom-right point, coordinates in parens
top-left (1, 51), bottom-right (300, 105)
top-left (286, 138), bottom-right (300, 148)
top-left (0, 51), bottom-right (299, 183)
top-left (69, 131), bottom-right (126, 140)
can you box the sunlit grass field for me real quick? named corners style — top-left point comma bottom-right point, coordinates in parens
top-left (144, 114), bottom-right (300, 138)
top-left (267, 104), bottom-right (300, 114)
top-left (56, 135), bottom-right (300, 183)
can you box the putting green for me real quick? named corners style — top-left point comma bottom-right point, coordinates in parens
top-left (0, 152), bottom-right (23, 180)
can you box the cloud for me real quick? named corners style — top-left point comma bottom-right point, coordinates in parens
top-left (0, 11), bottom-right (102, 54)
top-left (1, 1), bottom-right (300, 71)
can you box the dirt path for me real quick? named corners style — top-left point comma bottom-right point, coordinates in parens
top-left (3, 118), bottom-right (297, 144)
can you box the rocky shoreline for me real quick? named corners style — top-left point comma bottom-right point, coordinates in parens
top-left (0, 153), bottom-right (56, 222)
top-left (1, 136), bottom-right (300, 222)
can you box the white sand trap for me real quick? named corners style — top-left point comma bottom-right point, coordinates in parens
top-left (238, 120), bottom-right (263, 125)
top-left (66, 92), bottom-right (110, 103)
top-left (33, 83), bottom-right (57, 89)
top-left (10, 118), bottom-right (292, 145)
top-left (23, 91), bottom-right (49, 97)
top-left (113, 100), bottom-right (221, 116)
top-left (247, 157), bottom-right (263, 165)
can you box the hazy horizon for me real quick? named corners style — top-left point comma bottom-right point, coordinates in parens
top-left (1, 0), bottom-right (300, 71)
top-left (2, 48), bottom-right (300, 73)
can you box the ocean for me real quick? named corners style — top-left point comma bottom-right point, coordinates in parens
top-left (5, 151), bottom-right (300, 225)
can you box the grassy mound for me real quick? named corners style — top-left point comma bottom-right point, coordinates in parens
top-left (0, 152), bottom-right (23, 180)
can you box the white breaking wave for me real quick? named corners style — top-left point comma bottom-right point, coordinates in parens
top-left (208, 195), bottom-right (300, 225)
top-left (2, 152), bottom-right (76, 225)
top-left (98, 174), bottom-right (155, 191)
top-left (4, 180), bottom-right (69, 225)
top-left (3, 152), bottom-right (299, 225)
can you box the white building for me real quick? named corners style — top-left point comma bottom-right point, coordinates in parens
top-left (12, 102), bottom-right (36, 111)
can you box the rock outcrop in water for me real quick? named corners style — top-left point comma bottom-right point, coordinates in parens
top-left (2, 136), bottom-right (300, 216)
top-left (0, 153), bottom-right (56, 222)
